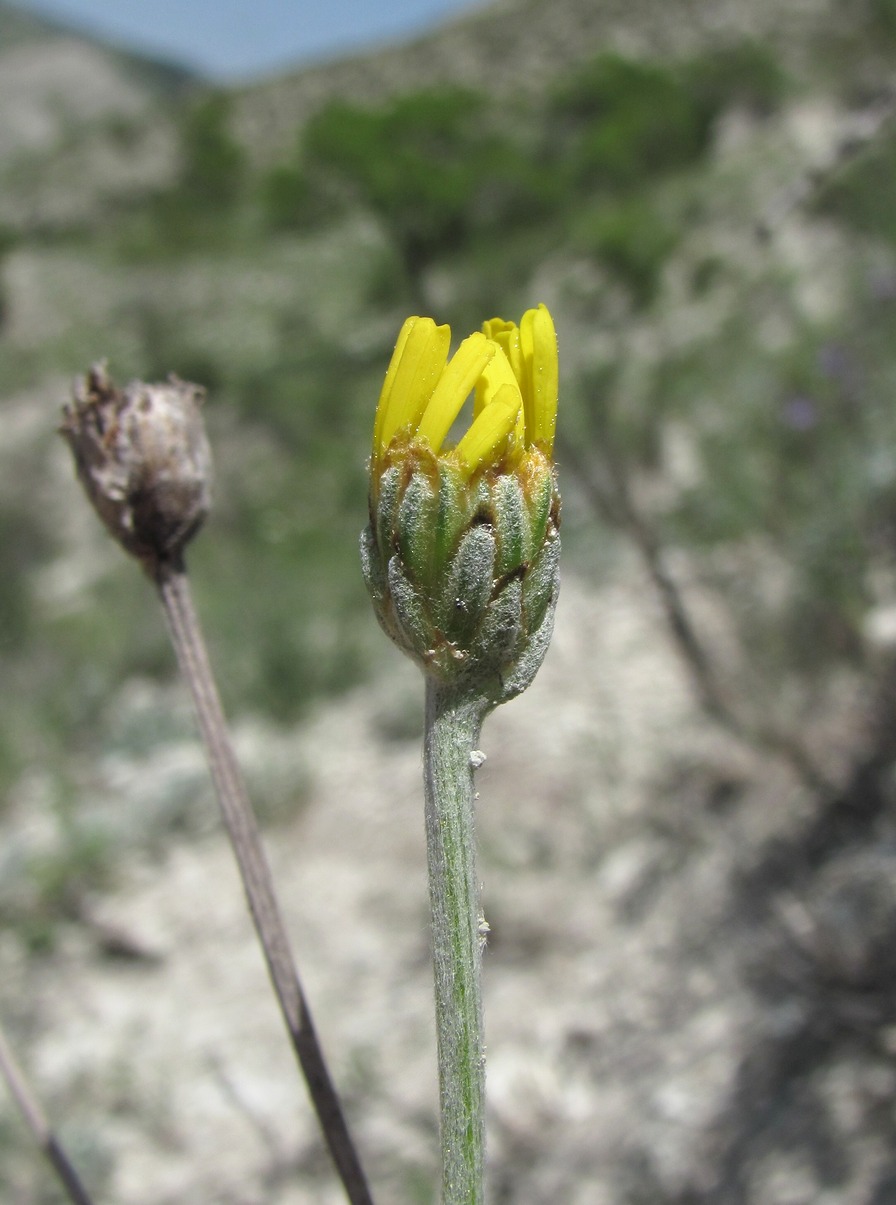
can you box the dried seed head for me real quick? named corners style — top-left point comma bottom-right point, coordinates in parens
top-left (61, 364), bottom-right (212, 572)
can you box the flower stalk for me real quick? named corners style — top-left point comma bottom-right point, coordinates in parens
top-left (423, 681), bottom-right (489, 1203)
top-left (0, 1017), bottom-right (96, 1205)
top-left (154, 557), bottom-right (373, 1205)
top-left (62, 366), bottom-right (373, 1205)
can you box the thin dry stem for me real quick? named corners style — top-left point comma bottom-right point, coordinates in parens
top-left (560, 433), bottom-right (831, 795)
top-left (154, 556), bottom-right (373, 1205)
top-left (0, 1016), bottom-right (96, 1205)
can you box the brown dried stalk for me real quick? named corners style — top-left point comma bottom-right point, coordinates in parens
top-left (61, 366), bottom-right (373, 1204)
top-left (0, 1017), bottom-right (96, 1205)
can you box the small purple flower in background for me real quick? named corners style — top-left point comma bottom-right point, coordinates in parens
top-left (781, 394), bottom-right (819, 432)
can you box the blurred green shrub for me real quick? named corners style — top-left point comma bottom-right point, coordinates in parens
top-left (574, 198), bottom-right (678, 306)
top-left (265, 87), bottom-right (552, 303)
top-left (666, 309), bottom-right (892, 675)
top-left (133, 91), bottom-right (246, 254)
top-left (256, 43), bottom-right (787, 310)
top-left (302, 88), bottom-right (492, 300)
top-left (177, 91), bottom-right (245, 212)
top-left (683, 41), bottom-right (789, 117)
top-left (260, 162), bottom-right (326, 233)
top-left (547, 54), bottom-right (717, 192)
top-left (813, 126), bottom-right (896, 246)
top-left (869, 0), bottom-right (896, 39)
top-left (0, 223), bottom-right (17, 330)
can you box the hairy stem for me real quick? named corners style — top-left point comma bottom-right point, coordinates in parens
top-left (155, 557), bottom-right (373, 1205)
top-left (0, 1017), bottom-right (96, 1205)
top-left (423, 678), bottom-right (489, 1204)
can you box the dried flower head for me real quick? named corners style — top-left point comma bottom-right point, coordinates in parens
top-left (60, 364), bottom-right (212, 572)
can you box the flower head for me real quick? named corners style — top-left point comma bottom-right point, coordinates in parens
top-left (362, 306), bottom-right (560, 704)
top-left (61, 364), bottom-right (212, 573)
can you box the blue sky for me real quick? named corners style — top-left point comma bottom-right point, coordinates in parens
top-left (11, 0), bottom-right (482, 79)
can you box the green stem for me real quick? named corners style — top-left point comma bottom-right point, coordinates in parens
top-left (423, 678), bottom-right (489, 1204)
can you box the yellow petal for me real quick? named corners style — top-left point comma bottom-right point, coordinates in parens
top-left (482, 317), bottom-right (524, 390)
top-left (373, 316), bottom-right (415, 455)
top-left (473, 339), bottom-right (522, 419)
top-left (520, 304), bottom-right (558, 453)
top-left (455, 382), bottom-right (521, 476)
top-left (374, 317), bottom-right (450, 456)
top-left (416, 332), bottom-right (496, 453)
top-left (512, 403), bottom-right (525, 453)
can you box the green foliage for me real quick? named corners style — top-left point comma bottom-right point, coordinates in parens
top-left (667, 307), bottom-right (894, 672)
top-left (0, 223), bottom-right (17, 259)
top-left (0, 504), bottom-right (47, 649)
top-left (285, 86), bottom-right (562, 304)
top-left (812, 126), bottom-right (896, 246)
top-left (562, 230), bottom-right (896, 686)
top-left (574, 199), bottom-right (678, 306)
top-left (260, 163), bottom-right (323, 232)
top-left (0, 223), bottom-right (16, 330)
top-left (683, 41), bottom-right (789, 116)
top-left (548, 54), bottom-right (717, 192)
top-left (869, 0), bottom-right (896, 40)
top-left (304, 87), bottom-right (484, 218)
top-left (177, 91), bottom-right (244, 213)
top-left (256, 43), bottom-right (787, 310)
top-left (125, 90), bottom-right (247, 255)
top-left (24, 824), bottom-right (114, 944)
top-left (300, 88), bottom-right (493, 294)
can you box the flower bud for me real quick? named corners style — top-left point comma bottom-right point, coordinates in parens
top-left (361, 307), bottom-right (560, 707)
top-left (60, 364), bottom-right (212, 572)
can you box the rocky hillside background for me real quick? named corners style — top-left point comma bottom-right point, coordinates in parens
top-left (1, 0), bottom-right (896, 1200)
